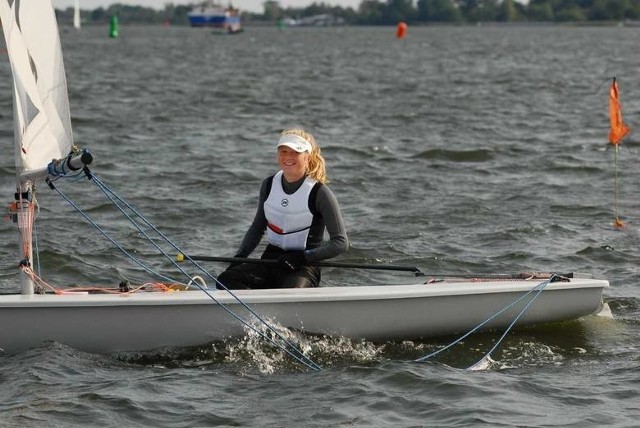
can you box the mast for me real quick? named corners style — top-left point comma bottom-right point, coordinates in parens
top-left (14, 184), bottom-right (35, 294)
top-left (16, 151), bottom-right (93, 295)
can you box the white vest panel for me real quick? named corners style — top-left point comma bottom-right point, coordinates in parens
top-left (264, 171), bottom-right (316, 250)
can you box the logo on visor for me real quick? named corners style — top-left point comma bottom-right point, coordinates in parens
top-left (281, 198), bottom-right (289, 207)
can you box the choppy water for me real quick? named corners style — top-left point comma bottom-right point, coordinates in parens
top-left (1, 24), bottom-right (640, 426)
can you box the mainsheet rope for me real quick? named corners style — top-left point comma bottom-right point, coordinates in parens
top-left (415, 275), bottom-right (556, 370)
top-left (45, 172), bottom-right (321, 371)
top-left (467, 275), bottom-right (554, 370)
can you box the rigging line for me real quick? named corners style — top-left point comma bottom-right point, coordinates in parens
top-left (91, 174), bottom-right (204, 280)
top-left (154, 252), bottom-right (322, 371)
top-left (32, 196), bottom-right (41, 275)
top-left (186, 280), bottom-right (322, 371)
top-left (613, 145), bottom-right (622, 222)
top-left (90, 176), bottom-right (227, 288)
top-left (424, 273), bottom-right (556, 280)
top-left (34, 221), bottom-right (41, 275)
top-left (90, 176), bottom-right (195, 282)
top-left (52, 175), bottom-right (189, 286)
top-left (47, 170), bottom-right (85, 183)
top-left (466, 275), bottom-right (554, 371)
top-left (594, 76), bottom-right (613, 95)
top-left (53, 180), bottom-right (320, 371)
top-left (415, 278), bottom-right (552, 363)
top-left (50, 184), bottom-right (181, 285)
top-left (87, 175), bottom-right (321, 371)
top-left (178, 253), bottom-right (321, 370)
top-left (87, 175), bottom-right (320, 370)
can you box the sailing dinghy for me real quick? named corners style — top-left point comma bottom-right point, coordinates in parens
top-left (0, 1), bottom-right (609, 355)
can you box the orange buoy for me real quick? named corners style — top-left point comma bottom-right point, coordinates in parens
top-left (396, 22), bottom-right (407, 39)
top-left (613, 217), bottom-right (625, 229)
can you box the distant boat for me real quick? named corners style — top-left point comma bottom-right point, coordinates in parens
top-left (73, 0), bottom-right (80, 29)
top-left (187, 1), bottom-right (242, 33)
top-left (278, 14), bottom-right (344, 27)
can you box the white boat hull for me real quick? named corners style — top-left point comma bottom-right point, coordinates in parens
top-left (0, 277), bottom-right (608, 354)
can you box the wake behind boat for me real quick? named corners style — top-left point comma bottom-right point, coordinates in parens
top-left (0, 1), bottom-right (610, 357)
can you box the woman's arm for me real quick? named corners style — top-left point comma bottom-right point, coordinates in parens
top-left (305, 185), bottom-right (349, 262)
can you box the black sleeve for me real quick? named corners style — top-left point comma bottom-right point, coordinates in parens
top-left (305, 185), bottom-right (349, 262)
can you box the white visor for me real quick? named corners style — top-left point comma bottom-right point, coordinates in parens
top-left (277, 134), bottom-right (312, 153)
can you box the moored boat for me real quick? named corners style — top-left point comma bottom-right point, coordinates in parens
top-left (187, 1), bottom-right (242, 33)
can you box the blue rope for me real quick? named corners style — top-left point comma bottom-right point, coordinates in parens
top-left (415, 277), bottom-right (554, 364)
top-left (50, 185), bottom-right (181, 284)
top-left (185, 255), bottom-right (322, 371)
top-left (47, 169), bottom-right (84, 181)
top-left (90, 177), bottom-right (193, 280)
top-left (55, 178), bottom-right (321, 371)
top-left (465, 275), bottom-right (554, 370)
top-left (88, 175), bottom-right (320, 371)
top-left (51, 174), bottom-right (321, 371)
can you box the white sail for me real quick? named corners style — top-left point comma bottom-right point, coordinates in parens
top-left (73, 0), bottom-right (81, 30)
top-left (0, 0), bottom-right (74, 181)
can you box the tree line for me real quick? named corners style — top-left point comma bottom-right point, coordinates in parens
top-left (55, 0), bottom-right (640, 26)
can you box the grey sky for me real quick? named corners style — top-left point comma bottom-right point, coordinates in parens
top-left (52, 0), bottom-right (361, 14)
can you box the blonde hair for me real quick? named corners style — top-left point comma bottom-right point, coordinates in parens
top-left (281, 128), bottom-right (328, 184)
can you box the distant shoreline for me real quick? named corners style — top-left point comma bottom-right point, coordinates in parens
top-left (57, 20), bottom-right (640, 28)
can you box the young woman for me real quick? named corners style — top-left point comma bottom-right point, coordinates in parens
top-left (217, 128), bottom-right (348, 289)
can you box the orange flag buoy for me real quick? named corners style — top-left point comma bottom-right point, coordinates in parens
top-left (609, 77), bottom-right (630, 146)
top-left (396, 22), bottom-right (407, 39)
top-left (608, 77), bottom-right (631, 229)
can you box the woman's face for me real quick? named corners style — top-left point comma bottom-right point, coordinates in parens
top-left (278, 146), bottom-right (309, 182)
